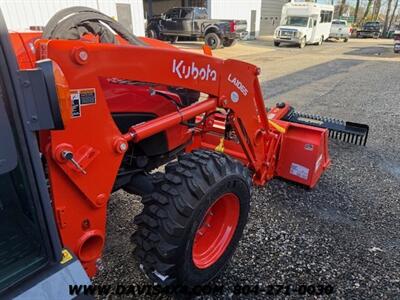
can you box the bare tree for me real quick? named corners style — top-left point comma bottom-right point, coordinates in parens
top-left (338, 0), bottom-right (347, 17)
top-left (388, 0), bottom-right (399, 30)
top-left (354, 0), bottom-right (361, 23)
top-left (372, 0), bottom-right (382, 20)
top-left (383, 0), bottom-right (394, 36)
top-left (362, 0), bottom-right (374, 21)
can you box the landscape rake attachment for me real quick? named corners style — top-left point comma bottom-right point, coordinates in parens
top-left (282, 109), bottom-right (369, 146)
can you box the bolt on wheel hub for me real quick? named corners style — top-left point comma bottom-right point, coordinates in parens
top-left (192, 193), bottom-right (240, 269)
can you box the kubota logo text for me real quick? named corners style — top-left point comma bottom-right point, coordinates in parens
top-left (172, 59), bottom-right (217, 81)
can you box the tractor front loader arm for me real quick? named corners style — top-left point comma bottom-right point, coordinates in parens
top-left (39, 39), bottom-right (329, 275)
top-left (120, 58), bottom-right (279, 184)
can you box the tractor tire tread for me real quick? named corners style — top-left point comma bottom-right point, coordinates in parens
top-left (131, 150), bottom-right (251, 286)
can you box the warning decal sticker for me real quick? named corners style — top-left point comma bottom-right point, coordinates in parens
top-left (70, 88), bottom-right (96, 118)
top-left (290, 163), bottom-right (309, 180)
top-left (60, 249), bottom-right (73, 264)
top-left (79, 88), bottom-right (96, 105)
top-left (70, 91), bottom-right (81, 118)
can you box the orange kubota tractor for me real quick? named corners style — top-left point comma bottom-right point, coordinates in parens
top-left (0, 7), bottom-right (369, 298)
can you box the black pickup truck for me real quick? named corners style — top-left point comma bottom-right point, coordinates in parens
top-left (146, 7), bottom-right (247, 49)
top-left (356, 21), bottom-right (383, 38)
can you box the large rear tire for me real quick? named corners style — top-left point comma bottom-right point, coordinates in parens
top-left (41, 6), bottom-right (145, 45)
top-left (132, 150), bottom-right (251, 286)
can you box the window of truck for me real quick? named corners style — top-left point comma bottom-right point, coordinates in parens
top-left (194, 7), bottom-right (208, 19)
top-left (180, 8), bottom-right (193, 19)
top-left (285, 16), bottom-right (309, 27)
top-left (165, 8), bottom-right (180, 19)
top-left (320, 10), bottom-right (333, 23)
top-left (332, 20), bottom-right (346, 25)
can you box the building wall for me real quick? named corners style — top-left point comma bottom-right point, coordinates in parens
top-left (143, 0), bottom-right (182, 18)
top-left (260, 0), bottom-right (287, 35)
top-left (208, 0), bottom-right (262, 38)
top-left (0, 0), bottom-right (146, 36)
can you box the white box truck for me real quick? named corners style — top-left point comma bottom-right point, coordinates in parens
top-left (273, 1), bottom-right (334, 48)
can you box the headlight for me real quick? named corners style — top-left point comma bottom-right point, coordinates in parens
top-left (295, 31), bottom-right (301, 38)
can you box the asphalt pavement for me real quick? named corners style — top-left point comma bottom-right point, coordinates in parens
top-left (94, 38), bottom-right (400, 299)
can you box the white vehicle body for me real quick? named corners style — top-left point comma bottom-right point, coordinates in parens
top-left (273, 1), bottom-right (334, 48)
top-left (329, 19), bottom-right (350, 41)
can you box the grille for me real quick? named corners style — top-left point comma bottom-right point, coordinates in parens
top-left (278, 30), bottom-right (295, 37)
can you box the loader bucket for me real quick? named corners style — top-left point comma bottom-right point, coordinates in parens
top-left (282, 111), bottom-right (369, 146)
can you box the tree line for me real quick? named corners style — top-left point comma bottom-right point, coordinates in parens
top-left (338, 0), bottom-right (399, 35)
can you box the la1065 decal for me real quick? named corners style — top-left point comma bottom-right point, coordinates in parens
top-left (172, 59), bottom-right (217, 81)
top-left (228, 73), bottom-right (248, 96)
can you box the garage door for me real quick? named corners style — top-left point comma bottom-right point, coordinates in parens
top-left (116, 3), bottom-right (133, 33)
top-left (260, 0), bottom-right (286, 35)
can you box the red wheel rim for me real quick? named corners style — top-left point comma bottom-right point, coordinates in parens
top-left (192, 193), bottom-right (240, 269)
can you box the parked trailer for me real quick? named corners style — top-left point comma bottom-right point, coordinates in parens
top-left (273, 1), bottom-right (334, 48)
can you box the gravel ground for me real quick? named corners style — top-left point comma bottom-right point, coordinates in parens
top-left (94, 53), bottom-right (400, 298)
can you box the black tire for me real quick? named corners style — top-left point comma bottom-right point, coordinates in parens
top-left (299, 37), bottom-right (306, 48)
top-left (223, 39), bottom-right (237, 47)
top-left (344, 37), bottom-right (349, 42)
top-left (274, 41), bottom-right (280, 47)
top-left (132, 150), bottom-right (252, 287)
top-left (169, 36), bottom-right (179, 44)
top-left (147, 29), bottom-right (158, 39)
top-left (41, 6), bottom-right (145, 46)
top-left (373, 33), bottom-right (380, 39)
top-left (205, 32), bottom-right (221, 49)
